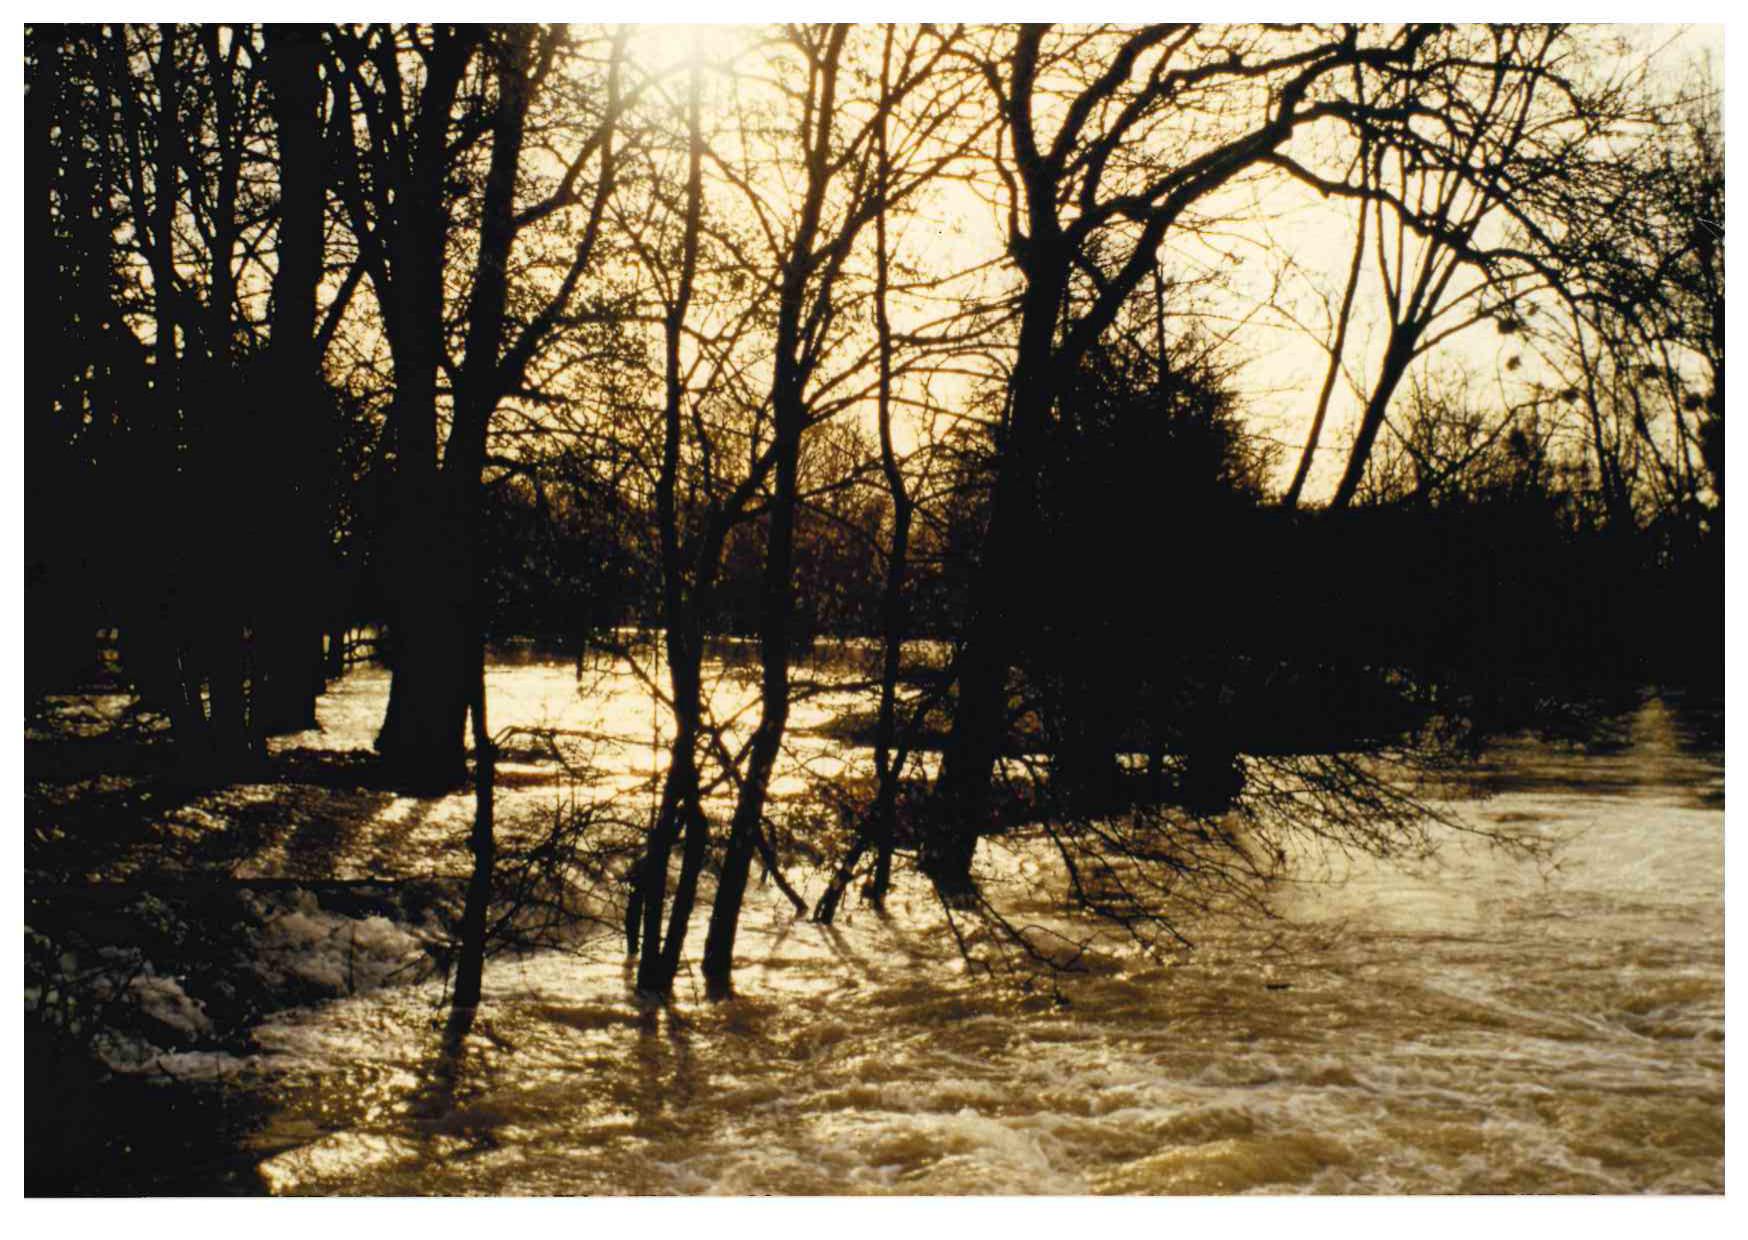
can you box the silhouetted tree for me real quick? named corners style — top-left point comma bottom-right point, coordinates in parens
top-left (926, 23), bottom-right (1444, 894)
top-left (329, 24), bottom-right (626, 789)
top-left (250, 23), bottom-right (334, 736)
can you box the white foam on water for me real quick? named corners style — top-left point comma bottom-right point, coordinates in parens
top-left (246, 889), bottom-right (432, 996)
top-left (121, 662), bottom-right (1721, 1195)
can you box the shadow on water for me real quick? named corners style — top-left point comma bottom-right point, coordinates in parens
top-left (24, 655), bottom-right (1725, 1196)
top-left (26, 1033), bottom-right (274, 1197)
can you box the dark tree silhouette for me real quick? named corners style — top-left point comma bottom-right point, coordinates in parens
top-left (329, 24), bottom-right (626, 790)
top-left (925, 24), bottom-right (1443, 895)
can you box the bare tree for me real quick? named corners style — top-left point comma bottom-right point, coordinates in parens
top-left (94, 24), bottom-right (281, 769)
top-left (1524, 71), bottom-right (1724, 531)
top-left (252, 23), bottom-right (333, 735)
top-left (814, 27), bottom-right (918, 921)
top-left (328, 24), bottom-right (627, 789)
top-left (927, 23), bottom-right (1444, 894)
top-left (1267, 26), bottom-right (1651, 511)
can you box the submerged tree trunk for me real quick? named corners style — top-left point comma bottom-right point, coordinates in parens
top-left (627, 63), bottom-right (707, 997)
top-left (371, 421), bottom-right (474, 793)
top-left (656, 763), bottom-right (711, 987)
top-left (377, 537), bottom-right (474, 792)
top-left (700, 410), bottom-right (801, 988)
top-left (699, 27), bottom-right (849, 987)
top-left (925, 259), bottom-right (1064, 895)
top-left (631, 653), bottom-right (707, 993)
top-left (817, 57), bottom-right (909, 921)
top-left (814, 488), bottom-right (911, 924)
top-left (451, 632), bottom-right (495, 1010)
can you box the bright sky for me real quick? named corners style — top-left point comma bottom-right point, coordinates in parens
top-left (1225, 23), bottom-right (1724, 499)
top-left (523, 23), bottom-right (1722, 500)
top-left (689, 22), bottom-right (1724, 502)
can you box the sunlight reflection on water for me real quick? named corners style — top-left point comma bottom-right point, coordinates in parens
top-left (199, 657), bottom-right (1724, 1194)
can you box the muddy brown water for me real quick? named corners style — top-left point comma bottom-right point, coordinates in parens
top-left (31, 652), bottom-right (1725, 1194)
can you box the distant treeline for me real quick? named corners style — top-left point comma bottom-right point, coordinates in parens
top-left (471, 339), bottom-right (1722, 759)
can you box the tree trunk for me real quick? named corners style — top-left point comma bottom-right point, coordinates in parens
top-left (818, 72), bottom-right (909, 920)
top-left (1329, 324), bottom-right (1420, 510)
top-left (700, 390), bottom-right (805, 988)
top-left (700, 713), bottom-right (787, 989)
top-left (925, 263), bottom-right (1063, 894)
top-left (452, 632), bottom-right (494, 1010)
top-left (121, 617), bottom-right (210, 761)
top-left (326, 625), bottom-right (349, 677)
top-left (371, 27), bottom-right (512, 793)
top-left (656, 783), bottom-right (711, 988)
top-left (254, 22), bottom-right (330, 736)
top-left (202, 612), bottom-right (252, 765)
top-left (1284, 200), bottom-right (1368, 510)
top-left (376, 573), bottom-right (472, 793)
top-left (701, 443), bottom-right (800, 985)
top-left (848, 493), bottom-right (913, 916)
top-left (376, 478), bottom-right (474, 791)
top-left (628, 62), bottom-right (707, 995)
top-left (631, 647), bottom-right (706, 993)
top-left (865, 70), bottom-right (906, 910)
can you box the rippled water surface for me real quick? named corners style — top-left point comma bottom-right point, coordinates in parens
top-left (63, 655), bottom-right (1729, 1195)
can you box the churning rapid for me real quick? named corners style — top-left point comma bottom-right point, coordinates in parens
top-left (37, 651), bottom-right (1725, 1195)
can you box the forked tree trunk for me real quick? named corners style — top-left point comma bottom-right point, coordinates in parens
top-left (700, 416), bottom-right (801, 987)
top-left (676, 33), bottom-right (844, 990)
top-left (340, 26), bottom-right (477, 790)
top-left (627, 62), bottom-right (707, 996)
top-left (696, 28), bottom-right (841, 976)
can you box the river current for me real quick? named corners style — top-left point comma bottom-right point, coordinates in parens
top-left (48, 649), bottom-right (1727, 1194)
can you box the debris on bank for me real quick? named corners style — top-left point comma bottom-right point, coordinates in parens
top-left (25, 880), bottom-right (450, 1083)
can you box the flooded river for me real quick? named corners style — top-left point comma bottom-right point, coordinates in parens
top-left (34, 650), bottom-right (1726, 1195)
